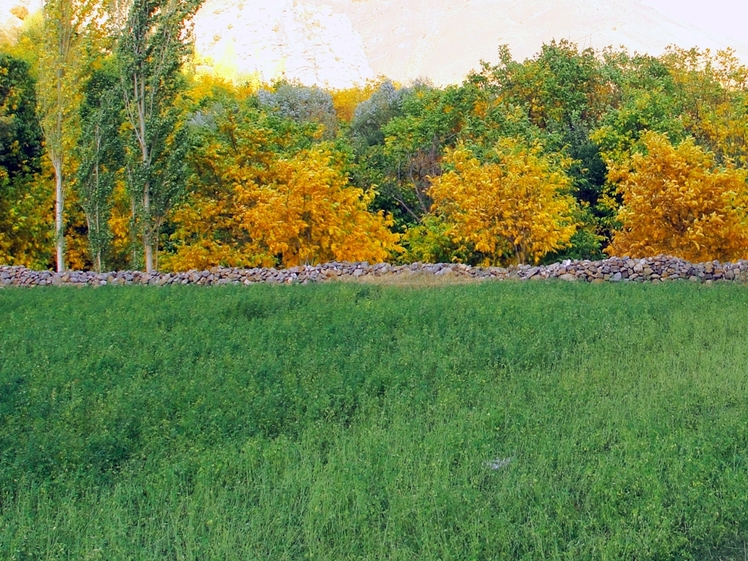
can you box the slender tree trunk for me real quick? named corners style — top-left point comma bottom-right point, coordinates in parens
top-left (93, 149), bottom-right (100, 272)
top-left (153, 218), bottom-right (162, 272)
top-left (52, 62), bottom-right (66, 274)
top-left (94, 209), bottom-right (102, 273)
top-left (136, 75), bottom-right (155, 274)
top-left (143, 179), bottom-right (153, 273)
top-left (143, 243), bottom-right (153, 273)
top-left (130, 193), bottom-right (137, 267)
top-left (53, 154), bottom-right (65, 272)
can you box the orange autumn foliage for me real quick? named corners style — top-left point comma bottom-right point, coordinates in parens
top-left (429, 140), bottom-right (578, 265)
top-left (607, 131), bottom-right (748, 262)
top-left (163, 146), bottom-right (400, 271)
top-left (242, 148), bottom-right (400, 267)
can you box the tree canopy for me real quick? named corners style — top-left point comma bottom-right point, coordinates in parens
top-left (2, 27), bottom-right (748, 269)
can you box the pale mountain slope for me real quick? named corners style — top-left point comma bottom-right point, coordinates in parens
top-left (192, 0), bottom-right (374, 88)
top-left (2, 0), bottom-right (746, 88)
top-left (306, 0), bottom-right (748, 85)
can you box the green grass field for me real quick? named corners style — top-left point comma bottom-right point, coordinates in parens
top-left (1, 281), bottom-right (748, 560)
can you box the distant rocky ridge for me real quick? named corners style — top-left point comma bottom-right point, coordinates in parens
top-left (3, 256), bottom-right (748, 287)
top-left (3, 0), bottom-right (748, 88)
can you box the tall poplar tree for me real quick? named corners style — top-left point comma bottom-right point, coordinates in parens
top-left (38, 0), bottom-right (98, 272)
top-left (76, 65), bottom-right (124, 272)
top-left (116, 0), bottom-right (202, 273)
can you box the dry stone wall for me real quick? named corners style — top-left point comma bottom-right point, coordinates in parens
top-left (2, 256), bottom-right (748, 288)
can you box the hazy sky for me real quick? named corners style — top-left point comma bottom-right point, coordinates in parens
top-left (642, 0), bottom-right (748, 43)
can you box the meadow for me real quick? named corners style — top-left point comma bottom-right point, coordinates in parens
top-left (1, 281), bottom-right (747, 560)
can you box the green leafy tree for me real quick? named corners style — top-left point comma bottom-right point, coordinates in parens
top-left (0, 54), bottom-right (42, 179)
top-left (116, 0), bottom-right (203, 272)
top-left (0, 53), bottom-right (49, 267)
top-left (350, 80), bottom-right (407, 147)
top-left (75, 64), bottom-right (125, 272)
top-left (380, 84), bottom-right (469, 220)
top-left (473, 42), bottom-right (611, 142)
top-left (592, 52), bottom-right (685, 164)
top-left (349, 81), bottom-right (475, 232)
top-left (469, 42), bottom-right (619, 258)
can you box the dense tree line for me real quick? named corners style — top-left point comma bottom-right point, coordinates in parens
top-left (1, 4), bottom-right (747, 271)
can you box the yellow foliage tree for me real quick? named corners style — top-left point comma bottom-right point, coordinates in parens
top-left (38, 0), bottom-right (102, 271)
top-left (660, 47), bottom-right (748, 167)
top-left (331, 78), bottom-right (388, 122)
top-left (107, 182), bottom-right (136, 270)
top-left (607, 131), bottom-right (748, 262)
top-left (244, 147), bottom-right (400, 267)
top-left (164, 146), bottom-right (400, 271)
top-left (429, 140), bottom-right (578, 265)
